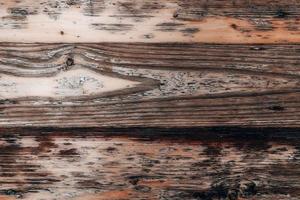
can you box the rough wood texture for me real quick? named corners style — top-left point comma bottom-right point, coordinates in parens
top-left (2, 1), bottom-right (300, 200)
top-left (0, 43), bottom-right (300, 127)
top-left (0, 128), bottom-right (298, 200)
top-left (1, 0), bottom-right (300, 43)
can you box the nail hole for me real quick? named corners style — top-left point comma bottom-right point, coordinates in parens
top-left (250, 46), bottom-right (266, 50)
top-left (173, 12), bottom-right (179, 18)
top-left (275, 9), bottom-right (288, 18)
top-left (231, 24), bottom-right (238, 30)
top-left (268, 105), bottom-right (285, 111)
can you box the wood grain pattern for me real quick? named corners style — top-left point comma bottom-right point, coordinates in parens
top-left (2, 1), bottom-right (300, 200)
top-left (0, 43), bottom-right (300, 127)
top-left (0, 128), bottom-right (298, 200)
top-left (1, 0), bottom-right (300, 43)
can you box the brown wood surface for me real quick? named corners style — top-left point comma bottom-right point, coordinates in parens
top-left (0, 43), bottom-right (299, 127)
top-left (1, 1), bottom-right (300, 199)
top-left (0, 128), bottom-right (298, 200)
top-left (1, 0), bottom-right (300, 43)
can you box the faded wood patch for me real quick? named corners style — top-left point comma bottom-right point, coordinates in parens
top-left (0, 67), bottom-right (140, 99)
top-left (1, 0), bottom-right (300, 43)
top-left (0, 43), bottom-right (300, 127)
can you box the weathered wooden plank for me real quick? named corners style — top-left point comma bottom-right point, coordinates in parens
top-left (0, 128), bottom-right (299, 200)
top-left (1, 0), bottom-right (300, 43)
top-left (0, 43), bottom-right (300, 127)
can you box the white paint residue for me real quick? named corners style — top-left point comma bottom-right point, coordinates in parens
top-left (0, 68), bottom-right (139, 99)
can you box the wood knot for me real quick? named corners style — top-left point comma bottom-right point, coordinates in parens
top-left (66, 57), bottom-right (74, 67)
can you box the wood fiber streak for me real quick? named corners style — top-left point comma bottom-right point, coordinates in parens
top-left (0, 43), bottom-right (300, 127)
top-left (1, 0), bottom-right (300, 42)
top-left (0, 128), bottom-right (299, 200)
top-left (2, 2), bottom-right (300, 200)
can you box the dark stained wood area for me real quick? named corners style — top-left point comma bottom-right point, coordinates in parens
top-left (0, 43), bottom-right (300, 127)
top-left (0, 128), bottom-right (299, 200)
